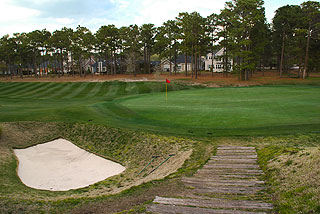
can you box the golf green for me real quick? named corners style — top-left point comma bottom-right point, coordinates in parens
top-left (0, 82), bottom-right (319, 136)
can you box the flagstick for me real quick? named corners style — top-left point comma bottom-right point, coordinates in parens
top-left (166, 83), bottom-right (167, 101)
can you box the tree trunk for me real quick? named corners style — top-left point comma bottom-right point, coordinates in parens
top-left (105, 53), bottom-right (108, 75)
top-left (20, 66), bottom-right (23, 79)
top-left (211, 51), bottom-right (214, 77)
top-left (71, 54), bottom-right (75, 77)
top-left (174, 49), bottom-right (177, 75)
top-left (114, 52), bottom-right (117, 75)
top-left (185, 54), bottom-right (188, 76)
top-left (279, 29), bottom-right (285, 78)
top-left (303, 23), bottom-right (311, 79)
top-left (169, 53), bottom-right (172, 75)
top-left (79, 56), bottom-right (82, 77)
top-left (148, 48), bottom-right (151, 74)
top-left (144, 45), bottom-right (147, 74)
top-left (60, 51), bottom-right (64, 77)
top-left (191, 54), bottom-right (194, 78)
top-left (298, 54), bottom-right (303, 78)
top-left (195, 52), bottom-right (198, 79)
top-left (90, 56), bottom-right (93, 77)
top-left (34, 51), bottom-right (38, 78)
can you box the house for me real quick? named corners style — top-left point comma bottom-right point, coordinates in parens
top-left (91, 61), bottom-right (107, 74)
top-left (160, 55), bottom-right (197, 72)
top-left (83, 57), bottom-right (96, 73)
top-left (204, 48), bottom-right (233, 72)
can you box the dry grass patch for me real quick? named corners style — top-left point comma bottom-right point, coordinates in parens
top-left (267, 147), bottom-right (320, 213)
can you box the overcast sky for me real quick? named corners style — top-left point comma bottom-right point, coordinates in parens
top-left (0, 0), bottom-right (307, 37)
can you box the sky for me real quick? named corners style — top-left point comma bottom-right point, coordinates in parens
top-left (0, 0), bottom-right (308, 37)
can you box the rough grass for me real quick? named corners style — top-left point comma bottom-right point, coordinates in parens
top-left (255, 134), bottom-right (320, 213)
top-left (267, 147), bottom-right (320, 213)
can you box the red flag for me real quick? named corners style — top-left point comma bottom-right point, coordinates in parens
top-left (166, 79), bottom-right (171, 83)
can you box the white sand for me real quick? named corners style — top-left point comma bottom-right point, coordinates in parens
top-left (14, 138), bottom-right (126, 191)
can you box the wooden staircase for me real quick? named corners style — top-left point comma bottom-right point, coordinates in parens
top-left (147, 146), bottom-right (273, 214)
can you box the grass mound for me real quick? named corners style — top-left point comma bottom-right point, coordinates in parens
top-left (267, 147), bottom-right (320, 213)
top-left (255, 134), bottom-right (320, 213)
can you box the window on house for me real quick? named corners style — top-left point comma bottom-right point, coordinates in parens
top-left (216, 64), bottom-right (222, 69)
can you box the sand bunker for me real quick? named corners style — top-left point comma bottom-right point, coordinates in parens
top-left (14, 138), bottom-right (125, 191)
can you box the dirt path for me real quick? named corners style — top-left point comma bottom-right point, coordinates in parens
top-left (147, 146), bottom-right (273, 214)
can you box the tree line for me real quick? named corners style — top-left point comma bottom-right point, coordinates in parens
top-left (0, 0), bottom-right (319, 80)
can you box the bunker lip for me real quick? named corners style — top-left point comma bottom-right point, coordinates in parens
top-left (14, 138), bottom-right (126, 191)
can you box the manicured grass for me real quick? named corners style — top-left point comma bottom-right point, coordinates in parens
top-left (117, 85), bottom-right (320, 136)
top-left (0, 82), bottom-right (319, 136)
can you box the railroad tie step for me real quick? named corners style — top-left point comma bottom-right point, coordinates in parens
top-left (196, 168), bottom-right (264, 176)
top-left (208, 158), bottom-right (258, 164)
top-left (192, 185), bottom-right (265, 194)
top-left (216, 151), bottom-right (257, 156)
top-left (154, 196), bottom-right (273, 210)
top-left (182, 177), bottom-right (265, 185)
top-left (212, 155), bottom-right (258, 159)
top-left (217, 149), bottom-right (256, 153)
top-left (203, 164), bottom-right (260, 169)
top-left (218, 146), bottom-right (256, 150)
top-left (195, 173), bottom-right (261, 179)
top-left (147, 204), bottom-right (268, 214)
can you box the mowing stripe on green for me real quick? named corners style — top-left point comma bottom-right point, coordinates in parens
top-left (47, 82), bottom-right (77, 99)
top-left (11, 82), bottom-right (49, 98)
top-left (116, 82), bottom-right (128, 96)
top-left (74, 82), bottom-right (97, 98)
top-left (60, 82), bottom-right (86, 99)
top-left (87, 82), bottom-right (102, 98)
top-left (0, 82), bottom-right (34, 96)
top-left (29, 82), bottom-right (63, 99)
top-left (0, 82), bottom-right (21, 91)
top-left (93, 82), bottom-right (111, 97)
top-left (104, 81), bottom-right (119, 98)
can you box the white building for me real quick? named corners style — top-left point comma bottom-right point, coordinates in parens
top-left (161, 55), bottom-right (201, 72)
top-left (204, 48), bottom-right (232, 72)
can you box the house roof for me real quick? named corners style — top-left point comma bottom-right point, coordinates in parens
top-left (151, 61), bottom-right (161, 66)
top-left (176, 55), bottom-right (192, 64)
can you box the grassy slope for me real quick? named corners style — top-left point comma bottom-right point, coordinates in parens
top-left (0, 82), bottom-right (319, 136)
top-left (255, 134), bottom-right (320, 213)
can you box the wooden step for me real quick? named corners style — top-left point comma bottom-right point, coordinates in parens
top-left (212, 155), bottom-right (258, 159)
top-left (147, 204), bottom-right (267, 214)
top-left (195, 174), bottom-right (261, 179)
top-left (217, 151), bottom-right (257, 155)
top-left (190, 185), bottom-right (265, 194)
top-left (217, 149), bottom-right (256, 153)
top-left (203, 164), bottom-right (260, 169)
top-left (154, 196), bottom-right (273, 210)
top-left (218, 146), bottom-right (256, 150)
top-left (183, 180), bottom-right (262, 187)
top-left (197, 169), bottom-right (263, 175)
top-left (182, 177), bottom-right (264, 185)
top-left (208, 159), bottom-right (257, 164)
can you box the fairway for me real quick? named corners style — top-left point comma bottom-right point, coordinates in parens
top-left (0, 81), bottom-right (319, 136)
